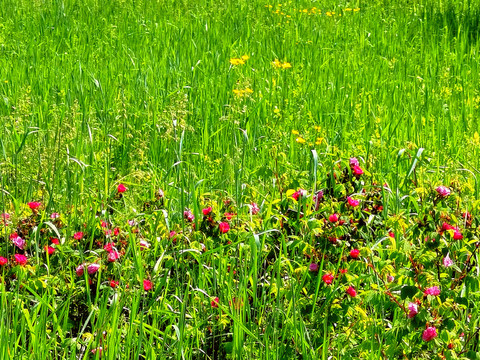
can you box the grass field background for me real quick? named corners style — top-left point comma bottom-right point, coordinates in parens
top-left (1, 0), bottom-right (480, 358)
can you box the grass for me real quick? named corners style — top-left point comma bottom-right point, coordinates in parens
top-left (1, 0), bottom-right (480, 358)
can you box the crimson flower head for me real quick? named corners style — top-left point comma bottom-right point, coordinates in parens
top-left (211, 297), bottom-right (220, 308)
top-left (0, 256), bottom-right (8, 266)
top-left (51, 238), bottom-right (60, 245)
top-left (74, 232), bottom-right (84, 240)
top-left (350, 249), bottom-right (360, 259)
top-left (44, 246), bottom-right (55, 255)
top-left (202, 207), bottom-right (213, 216)
top-left (329, 214), bottom-right (339, 223)
top-left (424, 286), bottom-right (440, 296)
top-left (107, 250), bottom-right (120, 263)
top-left (453, 229), bottom-right (463, 240)
top-left (352, 165), bottom-right (363, 176)
top-left (143, 279), bottom-right (153, 291)
top-left (309, 263), bottom-right (319, 272)
top-left (322, 273), bottom-right (334, 285)
top-left (184, 210), bottom-right (194, 222)
top-left (109, 279), bottom-right (119, 288)
top-left (76, 264), bottom-right (85, 276)
top-left (104, 242), bottom-right (115, 252)
top-left (87, 263), bottom-right (100, 275)
top-left (442, 222), bottom-right (454, 231)
top-left (346, 286), bottom-right (357, 297)
top-left (219, 222), bottom-right (230, 234)
top-left (408, 302), bottom-right (418, 318)
top-left (388, 231), bottom-right (395, 238)
top-left (14, 254), bottom-right (28, 266)
top-left (436, 186), bottom-right (450, 198)
top-left (224, 213), bottom-right (234, 220)
top-left (27, 202), bottom-right (41, 211)
top-left (117, 183), bottom-right (127, 193)
top-left (422, 327), bottom-right (438, 342)
top-left (347, 197), bottom-right (359, 207)
top-left (292, 189), bottom-right (307, 201)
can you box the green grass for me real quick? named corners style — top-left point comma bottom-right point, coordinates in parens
top-left (1, 0), bottom-right (480, 358)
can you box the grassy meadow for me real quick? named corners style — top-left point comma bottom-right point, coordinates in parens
top-left (1, 0), bottom-right (480, 358)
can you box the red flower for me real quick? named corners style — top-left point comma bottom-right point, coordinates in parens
top-left (322, 273), bottom-right (334, 285)
top-left (352, 165), bottom-right (363, 176)
top-left (329, 214), bottom-right (339, 223)
top-left (346, 286), bottom-right (357, 297)
top-left (224, 213), bottom-right (234, 220)
top-left (441, 222), bottom-right (454, 231)
top-left (113, 227), bottom-right (120, 236)
top-left (44, 246), bottom-right (55, 255)
top-left (101, 221), bottom-right (108, 228)
top-left (109, 279), bottom-right (119, 288)
top-left (143, 279), bottom-right (153, 291)
top-left (347, 197), bottom-right (359, 207)
top-left (0, 256), bottom-right (8, 266)
top-left (73, 232), bottom-right (84, 240)
top-left (27, 202), bottom-right (41, 210)
top-left (117, 183), bottom-right (127, 193)
top-left (350, 249), bottom-right (360, 259)
top-left (104, 242), bottom-right (115, 252)
top-left (14, 254), bottom-right (28, 266)
top-left (219, 222), bottom-right (230, 234)
top-left (339, 269), bottom-right (348, 274)
top-left (184, 210), bottom-right (194, 222)
top-left (202, 207), bottom-right (212, 216)
top-left (388, 231), bottom-right (395, 238)
top-left (211, 297), bottom-right (220, 308)
top-left (107, 250), bottom-right (120, 262)
top-left (51, 238), bottom-right (60, 245)
top-left (453, 230), bottom-right (463, 240)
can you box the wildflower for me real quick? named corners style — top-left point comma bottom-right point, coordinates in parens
top-left (0, 256), bottom-right (8, 266)
top-left (27, 202), bottom-right (41, 211)
top-left (387, 275), bottom-right (395, 282)
top-left (128, 219), bottom-right (136, 227)
top-left (10, 233), bottom-right (25, 250)
top-left (292, 189), bottom-right (307, 200)
top-left (143, 279), bottom-right (153, 291)
top-left (350, 249), bottom-right (360, 259)
top-left (104, 242), bottom-right (115, 252)
top-left (87, 263), bottom-right (100, 275)
top-left (436, 186), bottom-right (451, 198)
top-left (388, 231), bottom-right (395, 238)
top-left (184, 210), bottom-right (194, 222)
top-left (453, 229), bottom-right (463, 240)
top-left (51, 238), bottom-right (60, 245)
top-left (14, 254), bottom-right (28, 266)
top-left (219, 222), bottom-right (230, 234)
top-left (117, 183), bottom-right (127, 193)
top-left (424, 286), bottom-right (440, 296)
top-left (44, 246), bottom-right (55, 255)
top-left (109, 280), bottom-right (119, 288)
top-left (443, 253), bottom-right (454, 267)
top-left (76, 264), bottom-right (85, 276)
top-left (462, 211), bottom-right (471, 220)
top-left (50, 213), bottom-right (60, 219)
top-left (309, 263), bottom-right (319, 272)
top-left (229, 58), bottom-right (245, 66)
top-left (113, 227), bottom-right (120, 236)
top-left (107, 250), bottom-right (120, 263)
top-left (349, 158), bottom-right (359, 167)
top-left (202, 207), bottom-right (212, 216)
top-left (291, 130), bottom-right (299, 135)
top-left (295, 137), bottom-right (306, 144)
top-left (91, 347), bottom-right (103, 357)
top-left (211, 297), bottom-right (220, 308)
top-left (250, 202), bottom-right (260, 215)
top-left (422, 327), bottom-right (438, 342)
top-left (224, 213), bottom-right (234, 220)
top-left (272, 59), bottom-right (282, 68)
top-left (322, 273), bottom-right (334, 284)
top-left (329, 214), bottom-right (339, 223)
top-left (352, 165), bottom-right (364, 176)
top-left (281, 62), bottom-right (292, 69)
top-left (347, 197), bottom-right (359, 207)
top-left (241, 55), bottom-right (250, 61)
top-left (339, 269), bottom-right (348, 274)
top-left (408, 302), bottom-right (418, 318)
top-left (346, 286), bottom-right (357, 297)
top-left (442, 222), bottom-right (454, 231)
top-left (1, 213), bottom-right (10, 222)
top-left (314, 190), bottom-right (324, 210)
top-left (139, 240), bottom-right (151, 249)
top-left (74, 232), bottom-right (84, 240)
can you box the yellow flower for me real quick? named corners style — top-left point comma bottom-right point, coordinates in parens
top-left (230, 58), bottom-right (245, 66)
top-left (314, 125), bottom-right (321, 132)
top-left (272, 59), bottom-right (282, 68)
top-left (354, 8), bottom-right (360, 12)
top-left (233, 88), bottom-right (253, 97)
top-left (291, 130), bottom-right (299, 135)
top-left (345, 8), bottom-right (352, 11)
top-left (241, 55), bottom-right (250, 61)
top-left (296, 137), bottom-right (306, 144)
top-left (315, 138), bottom-right (324, 145)
top-left (281, 62), bottom-right (292, 69)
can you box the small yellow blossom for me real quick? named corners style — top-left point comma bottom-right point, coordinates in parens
top-left (354, 8), bottom-right (360, 12)
top-left (241, 55), bottom-right (250, 61)
top-left (230, 58), bottom-right (245, 66)
top-left (233, 88), bottom-right (253, 97)
top-left (296, 137), bottom-right (306, 144)
top-left (345, 8), bottom-right (352, 11)
top-left (291, 130), bottom-right (299, 135)
top-left (315, 137), bottom-right (324, 145)
top-left (314, 125), bottom-right (321, 132)
top-left (272, 59), bottom-right (282, 68)
top-left (281, 62), bottom-right (292, 69)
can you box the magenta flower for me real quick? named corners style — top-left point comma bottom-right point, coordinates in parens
top-left (117, 183), bottom-right (127, 193)
top-left (27, 202), bottom-right (41, 211)
top-left (219, 222), bottom-right (230, 234)
top-left (10, 233), bottom-right (25, 250)
top-left (350, 249), bottom-right (360, 259)
top-left (453, 229), bottom-right (463, 240)
top-left (443, 254), bottom-right (454, 267)
top-left (292, 189), bottom-right (307, 201)
top-left (349, 157), bottom-right (359, 167)
top-left (309, 263), bottom-right (319, 272)
top-left (322, 273), bottom-right (334, 284)
top-left (107, 250), bottom-right (120, 263)
top-left (87, 263), bottom-right (100, 275)
top-left (73, 232), bottom-right (84, 240)
top-left (184, 210), bottom-right (194, 222)
top-left (211, 297), bottom-right (220, 308)
top-left (422, 327), bottom-right (438, 342)
top-left (14, 254), bottom-right (28, 266)
top-left (352, 165), bottom-right (364, 176)
top-left (50, 213), bottom-right (60, 219)
top-left (0, 256), bottom-right (8, 266)
top-left (408, 302), bottom-right (418, 318)
top-left (202, 207), bottom-right (213, 216)
top-left (143, 279), bottom-right (153, 291)
top-left (424, 286), bottom-right (440, 296)
top-left (250, 202), bottom-right (260, 215)
top-left (76, 264), bottom-right (85, 276)
top-left (347, 197), bottom-right (359, 207)
top-left (329, 214), bottom-right (339, 223)
top-left (436, 186), bottom-right (451, 198)
top-left (314, 190), bottom-right (324, 211)
top-left (346, 286), bottom-right (357, 297)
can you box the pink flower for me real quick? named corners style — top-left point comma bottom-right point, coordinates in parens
top-left (117, 183), bottom-right (127, 193)
top-left (184, 210), bottom-right (194, 222)
top-left (44, 246), bottom-right (55, 255)
top-left (250, 202), bottom-right (260, 215)
top-left (347, 197), bottom-right (359, 207)
top-left (442, 222), bottom-right (455, 231)
top-left (349, 157), bottom-right (359, 167)
top-left (87, 263), bottom-right (100, 275)
top-left (14, 254), bottom-right (28, 266)
top-left (322, 273), bottom-right (334, 285)
top-left (387, 275), bottom-right (395, 282)
top-left (443, 254), bottom-right (454, 267)
top-left (329, 213), bottom-right (339, 223)
top-left (353, 165), bottom-right (364, 176)
top-left (436, 186), bottom-right (451, 198)
top-left (202, 207), bottom-right (212, 216)
top-left (408, 302), bottom-right (418, 318)
top-left (143, 279), bottom-right (153, 291)
top-left (422, 327), bottom-right (438, 342)
top-left (292, 189), bottom-right (307, 201)
top-left (453, 230), bottom-right (463, 240)
top-left (314, 190), bottom-right (324, 210)
top-left (309, 263), bottom-right (319, 272)
top-left (346, 286), bottom-right (357, 297)
top-left (424, 286), bottom-right (440, 296)
top-left (50, 213), bottom-right (60, 219)
top-left (91, 347), bottom-right (103, 357)
top-left (128, 220), bottom-right (136, 227)
top-left (211, 297), bottom-right (220, 308)
top-left (10, 233), bottom-right (25, 250)
top-left (76, 264), bottom-right (85, 276)
top-left (219, 222), bottom-right (230, 234)
top-left (139, 240), bottom-right (151, 249)
top-left (27, 202), bottom-right (41, 211)
top-left (73, 232), bottom-right (84, 240)
top-left (350, 249), bottom-right (360, 259)
top-left (0, 256), bottom-right (8, 266)
top-left (107, 250), bottom-right (120, 263)
top-left (1, 213), bottom-right (10, 222)
top-left (51, 238), bottom-right (60, 245)
top-left (104, 243), bottom-right (115, 252)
